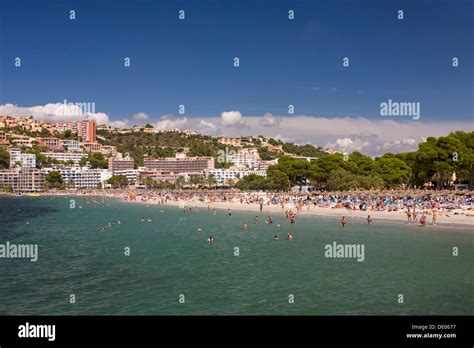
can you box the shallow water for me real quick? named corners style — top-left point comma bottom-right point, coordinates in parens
top-left (0, 196), bottom-right (472, 315)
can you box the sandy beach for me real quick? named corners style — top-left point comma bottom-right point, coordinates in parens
top-left (159, 199), bottom-right (474, 228)
top-left (23, 189), bottom-right (474, 228)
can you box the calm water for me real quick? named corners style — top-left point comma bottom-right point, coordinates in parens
top-left (0, 196), bottom-right (472, 315)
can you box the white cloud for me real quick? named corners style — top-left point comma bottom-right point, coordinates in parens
top-left (109, 119), bottom-right (130, 128)
top-left (198, 120), bottom-right (217, 133)
top-left (0, 103), bottom-right (110, 124)
top-left (133, 112), bottom-right (149, 121)
top-left (260, 113), bottom-right (281, 127)
top-left (153, 115), bottom-right (188, 131)
top-left (2, 103), bottom-right (472, 157)
top-left (220, 111), bottom-right (245, 126)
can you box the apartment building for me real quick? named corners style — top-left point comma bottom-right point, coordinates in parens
top-left (0, 168), bottom-right (44, 192)
top-left (143, 154), bottom-right (214, 174)
top-left (9, 148), bottom-right (36, 169)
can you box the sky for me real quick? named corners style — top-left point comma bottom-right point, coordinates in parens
top-left (0, 0), bottom-right (472, 156)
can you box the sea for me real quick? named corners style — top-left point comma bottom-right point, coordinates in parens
top-left (0, 196), bottom-right (472, 315)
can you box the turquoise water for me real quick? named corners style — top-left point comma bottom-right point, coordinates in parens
top-left (0, 196), bottom-right (472, 315)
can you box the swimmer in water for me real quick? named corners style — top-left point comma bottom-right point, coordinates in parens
top-left (197, 227), bottom-right (203, 232)
top-left (341, 216), bottom-right (347, 227)
top-left (367, 215), bottom-right (372, 224)
top-left (207, 235), bottom-right (214, 243)
top-left (254, 216), bottom-right (259, 223)
top-left (273, 235), bottom-right (279, 240)
top-left (228, 209), bottom-right (232, 216)
top-left (141, 217), bottom-right (145, 222)
top-left (287, 233), bottom-right (294, 241)
top-left (243, 223), bottom-right (248, 231)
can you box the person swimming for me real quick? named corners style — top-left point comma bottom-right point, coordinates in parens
top-left (207, 235), bottom-right (214, 243)
top-left (228, 209), bottom-right (232, 216)
top-left (197, 227), bottom-right (203, 232)
top-left (367, 215), bottom-right (372, 224)
top-left (341, 216), bottom-right (347, 227)
top-left (273, 235), bottom-right (279, 240)
top-left (287, 233), bottom-right (294, 241)
top-left (243, 223), bottom-right (248, 231)
top-left (254, 216), bottom-right (259, 223)
top-left (267, 216), bottom-right (273, 224)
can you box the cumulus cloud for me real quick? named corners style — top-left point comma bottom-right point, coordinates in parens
top-left (109, 119), bottom-right (130, 128)
top-left (2, 103), bottom-right (472, 157)
top-left (0, 103), bottom-right (110, 124)
top-left (133, 112), bottom-right (149, 121)
top-left (153, 115), bottom-right (188, 131)
top-left (260, 113), bottom-right (281, 127)
top-left (198, 120), bottom-right (217, 133)
top-left (220, 111), bottom-right (245, 126)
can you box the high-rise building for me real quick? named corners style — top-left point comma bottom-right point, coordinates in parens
top-left (76, 120), bottom-right (96, 143)
top-left (55, 120), bottom-right (96, 143)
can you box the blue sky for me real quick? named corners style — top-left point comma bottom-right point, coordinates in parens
top-left (0, 0), bottom-right (472, 155)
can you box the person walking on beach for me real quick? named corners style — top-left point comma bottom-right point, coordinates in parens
top-left (432, 209), bottom-right (437, 225)
top-left (260, 202), bottom-right (263, 212)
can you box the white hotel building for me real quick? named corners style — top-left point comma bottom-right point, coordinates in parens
top-left (9, 148), bottom-right (36, 169)
top-left (226, 148), bottom-right (260, 168)
top-left (42, 152), bottom-right (87, 163)
top-left (209, 168), bottom-right (267, 184)
top-left (42, 166), bottom-right (112, 189)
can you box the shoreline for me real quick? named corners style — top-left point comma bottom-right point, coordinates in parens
top-left (3, 191), bottom-right (474, 229)
top-left (155, 199), bottom-right (474, 229)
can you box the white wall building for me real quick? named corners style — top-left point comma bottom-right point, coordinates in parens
top-left (209, 168), bottom-right (267, 184)
top-left (9, 148), bottom-right (36, 169)
top-left (42, 166), bottom-right (112, 189)
top-left (226, 148), bottom-right (260, 168)
top-left (63, 140), bottom-right (83, 152)
top-left (42, 152), bottom-right (87, 163)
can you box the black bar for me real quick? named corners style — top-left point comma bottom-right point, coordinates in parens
top-left (0, 316), bottom-right (472, 346)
